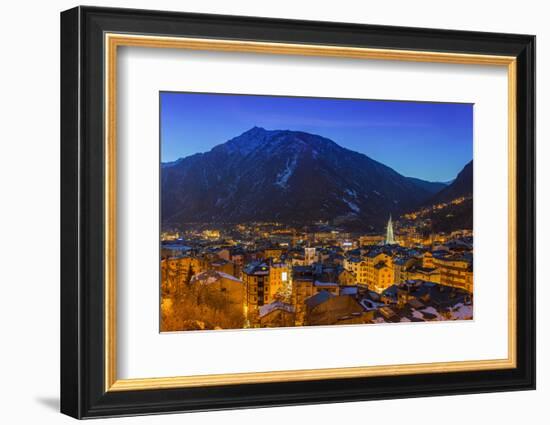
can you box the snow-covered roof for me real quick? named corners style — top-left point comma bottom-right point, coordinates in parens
top-left (449, 303), bottom-right (473, 320)
top-left (191, 270), bottom-right (242, 285)
top-left (340, 286), bottom-right (358, 296)
top-left (259, 301), bottom-right (295, 318)
top-left (243, 262), bottom-right (269, 276)
top-left (313, 281), bottom-right (338, 287)
top-left (359, 298), bottom-right (384, 311)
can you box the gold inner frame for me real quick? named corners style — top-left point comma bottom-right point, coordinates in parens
top-left (104, 33), bottom-right (517, 392)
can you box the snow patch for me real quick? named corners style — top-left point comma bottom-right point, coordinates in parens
top-left (191, 270), bottom-right (242, 285)
top-left (449, 303), bottom-right (473, 320)
top-left (275, 155), bottom-right (298, 189)
top-left (421, 306), bottom-right (444, 320)
top-left (259, 301), bottom-right (295, 318)
top-left (345, 189), bottom-right (357, 198)
top-left (411, 309), bottom-right (424, 320)
top-left (343, 199), bottom-right (360, 214)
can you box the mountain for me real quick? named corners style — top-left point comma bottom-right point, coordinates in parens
top-left (405, 177), bottom-right (447, 195)
top-left (429, 160), bottom-right (473, 204)
top-left (430, 198), bottom-right (473, 232)
top-left (162, 127), bottom-right (453, 230)
top-left (424, 160), bottom-right (473, 232)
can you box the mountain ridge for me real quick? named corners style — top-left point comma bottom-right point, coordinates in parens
top-left (428, 160), bottom-right (473, 205)
top-left (161, 127), bottom-right (471, 231)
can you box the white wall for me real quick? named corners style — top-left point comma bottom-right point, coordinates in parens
top-left (0, 0), bottom-right (545, 424)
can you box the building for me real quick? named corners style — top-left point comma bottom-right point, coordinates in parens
top-left (216, 248), bottom-right (231, 261)
top-left (289, 254), bottom-right (306, 266)
top-left (359, 234), bottom-right (384, 246)
top-left (394, 280), bottom-right (472, 316)
top-left (338, 269), bottom-right (356, 285)
top-left (343, 257), bottom-right (368, 284)
top-left (313, 281), bottom-right (339, 296)
top-left (190, 270), bottom-right (244, 307)
top-left (230, 250), bottom-right (245, 278)
top-left (339, 240), bottom-right (357, 251)
top-left (210, 258), bottom-right (235, 277)
top-left (291, 266), bottom-right (315, 325)
top-left (268, 262), bottom-right (291, 301)
top-left (188, 270), bottom-right (246, 329)
top-left (202, 229), bottom-right (221, 239)
top-left (314, 231), bottom-right (336, 243)
top-left (304, 247), bottom-right (317, 265)
top-left (393, 256), bottom-right (417, 284)
top-left (160, 231), bottom-right (180, 241)
top-left (372, 261), bottom-right (394, 293)
top-left (405, 265), bottom-right (440, 284)
top-left (365, 251), bottom-right (393, 290)
top-left (263, 247), bottom-right (283, 261)
top-left (305, 294), bottom-right (368, 326)
top-left (259, 301), bottom-right (295, 328)
top-left (242, 262), bottom-right (270, 325)
top-left (422, 251), bottom-right (435, 268)
top-left (161, 256), bottom-right (204, 295)
top-left (433, 254), bottom-right (474, 292)
top-left (161, 242), bottom-right (192, 258)
top-left (376, 280), bottom-right (473, 323)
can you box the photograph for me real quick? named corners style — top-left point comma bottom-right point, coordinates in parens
top-left (57, 5), bottom-right (536, 419)
top-left (159, 92), bottom-right (474, 332)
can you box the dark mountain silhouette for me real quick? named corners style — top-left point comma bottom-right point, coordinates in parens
top-left (429, 160), bottom-right (473, 204)
top-left (424, 160), bottom-right (473, 232)
top-left (405, 177), bottom-right (447, 195)
top-left (161, 127), bottom-right (463, 230)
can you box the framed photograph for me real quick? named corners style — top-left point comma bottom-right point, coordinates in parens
top-left (60, 6), bottom-right (535, 419)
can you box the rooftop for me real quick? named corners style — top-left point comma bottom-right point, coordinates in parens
top-left (243, 262), bottom-right (270, 275)
top-left (259, 301), bottom-right (295, 318)
top-left (190, 270), bottom-right (242, 285)
top-left (305, 291), bottom-right (334, 310)
top-left (314, 281), bottom-right (338, 287)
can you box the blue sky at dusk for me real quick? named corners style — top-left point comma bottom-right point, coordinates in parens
top-left (160, 92), bottom-right (473, 182)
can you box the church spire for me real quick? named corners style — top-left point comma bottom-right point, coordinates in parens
top-left (385, 215), bottom-right (395, 245)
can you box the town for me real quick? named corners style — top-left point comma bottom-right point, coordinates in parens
top-left (160, 197), bottom-right (473, 332)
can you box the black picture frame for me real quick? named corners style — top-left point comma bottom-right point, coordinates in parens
top-left (61, 5), bottom-right (535, 419)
